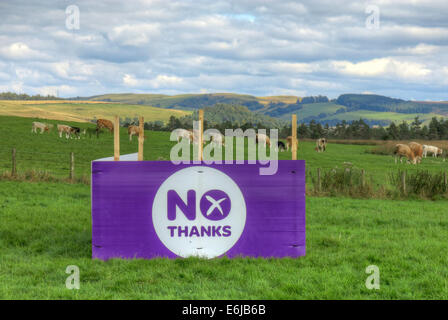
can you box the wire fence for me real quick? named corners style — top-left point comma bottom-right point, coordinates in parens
top-left (1, 143), bottom-right (447, 189)
top-left (0, 146), bottom-right (92, 183)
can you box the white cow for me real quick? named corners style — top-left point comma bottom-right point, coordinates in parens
top-left (255, 133), bottom-right (271, 147)
top-left (172, 128), bottom-right (193, 144)
top-left (423, 145), bottom-right (443, 158)
top-left (316, 138), bottom-right (327, 152)
top-left (31, 122), bottom-right (53, 133)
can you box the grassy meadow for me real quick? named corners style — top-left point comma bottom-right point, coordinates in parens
top-left (1, 114), bottom-right (448, 299)
top-left (323, 109), bottom-right (441, 125)
top-left (1, 181), bottom-right (447, 299)
top-left (1, 115), bottom-right (447, 186)
top-left (0, 100), bottom-right (191, 123)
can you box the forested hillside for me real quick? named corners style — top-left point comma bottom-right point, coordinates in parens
top-left (336, 94), bottom-right (447, 114)
top-left (81, 92), bottom-right (448, 125)
top-left (2, 91), bottom-right (446, 126)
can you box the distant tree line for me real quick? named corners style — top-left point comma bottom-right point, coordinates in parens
top-left (122, 114), bottom-right (448, 141)
top-left (336, 94), bottom-right (436, 114)
top-left (0, 91), bottom-right (61, 100)
top-left (294, 117), bottom-right (448, 140)
top-left (297, 95), bottom-right (329, 104)
top-left (122, 115), bottom-right (275, 133)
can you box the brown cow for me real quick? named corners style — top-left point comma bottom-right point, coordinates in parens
top-left (408, 142), bottom-right (423, 163)
top-left (394, 144), bottom-right (417, 164)
top-left (128, 125), bottom-right (146, 142)
top-left (57, 124), bottom-right (72, 139)
top-left (96, 119), bottom-right (114, 133)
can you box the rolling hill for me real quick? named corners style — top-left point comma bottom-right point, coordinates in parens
top-left (81, 93), bottom-right (448, 126)
top-left (0, 100), bottom-right (191, 123)
top-left (1, 91), bottom-right (446, 126)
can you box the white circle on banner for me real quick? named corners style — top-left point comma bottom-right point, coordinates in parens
top-left (152, 166), bottom-right (246, 258)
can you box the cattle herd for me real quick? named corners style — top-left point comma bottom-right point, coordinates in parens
top-left (31, 119), bottom-right (114, 140)
top-left (32, 121), bottom-right (83, 139)
top-left (29, 120), bottom-right (445, 165)
top-left (394, 142), bottom-right (444, 164)
top-left (172, 128), bottom-right (226, 146)
top-left (31, 120), bottom-right (316, 152)
top-left (172, 129), bottom-right (302, 152)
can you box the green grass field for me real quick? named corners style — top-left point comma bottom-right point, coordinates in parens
top-left (1, 181), bottom-right (447, 299)
top-left (322, 110), bottom-right (440, 125)
top-left (1, 114), bottom-right (448, 299)
top-left (1, 115), bottom-right (446, 185)
top-left (293, 102), bottom-right (346, 119)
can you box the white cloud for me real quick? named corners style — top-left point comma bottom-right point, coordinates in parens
top-left (49, 61), bottom-right (93, 81)
top-left (38, 85), bottom-right (77, 97)
top-left (0, 81), bottom-right (24, 93)
top-left (0, 1), bottom-right (447, 100)
top-left (0, 42), bottom-right (48, 60)
top-left (122, 74), bottom-right (184, 89)
top-left (153, 75), bottom-right (183, 88)
top-left (123, 74), bottom-right (139, 86)
top-left (270, 62), bottom-right (316, 74)
top-left (108, 23), bottom-right (160, 46)
top-left (331, 58), bottom-right (432, 79)
top-left (395, 43), bottom-right (440, 55)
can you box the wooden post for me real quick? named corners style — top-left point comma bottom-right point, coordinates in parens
top-left (444, 171), bottom-right (447, 187)
top-left (317, 168), bottom-right (321, 192)
top-left (198, 109), bottom-right (204, 161)
top-left (114, 116), bottom-right (120, 161)
top-left (11, 148), bottom-right (16, 176)
top-left (361, 169), bottom-right (365, 188)
top-left (70, 152), bottom-right (74, 181)
top-left (402, 171), bottom-right (406, 195)
top-left (138, 116), bottom-right (144, 161)
top-left (291, 114), bottom-right (297, 160)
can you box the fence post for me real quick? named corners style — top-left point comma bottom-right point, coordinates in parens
top-left (317, 168), bottom-right (321, 192)
top-left (114, 115), bottom-right (120, 161)
top-left (361, 169), bottom-right (365, 188)
top-left (198, 109), bottom-right (204, 161)
top-left (11, 148), bottom-right (16, 176)
top-left (291, 114), bottom-right (297, 160)
top-left (70, 152), bottom-right (74, 182)
top-left (138, 116), bottom-right (144, 161)
top-left (402, 171), bottom-right (406, 195)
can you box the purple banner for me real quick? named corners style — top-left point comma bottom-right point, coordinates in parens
top-left (91, 161), bottom-right (306, 259)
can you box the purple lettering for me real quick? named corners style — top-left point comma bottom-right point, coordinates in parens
top-left (167, 190), bottom-right (196, 221)
top-left (222, 225), bottom-right (231, 237)
top-left (189, 226), bottom-right (200, 237)
top-left (167, 226), bottom-right (177, 237)
top-left (201, 226), bottom-right (211, 237)
top-left (212, 225), bottom-right (222, 237)
top-left (178, 226), bottom-right (188, 237)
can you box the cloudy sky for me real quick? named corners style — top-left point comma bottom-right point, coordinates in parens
top-left (0, 0), bottom-right (447, 100)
